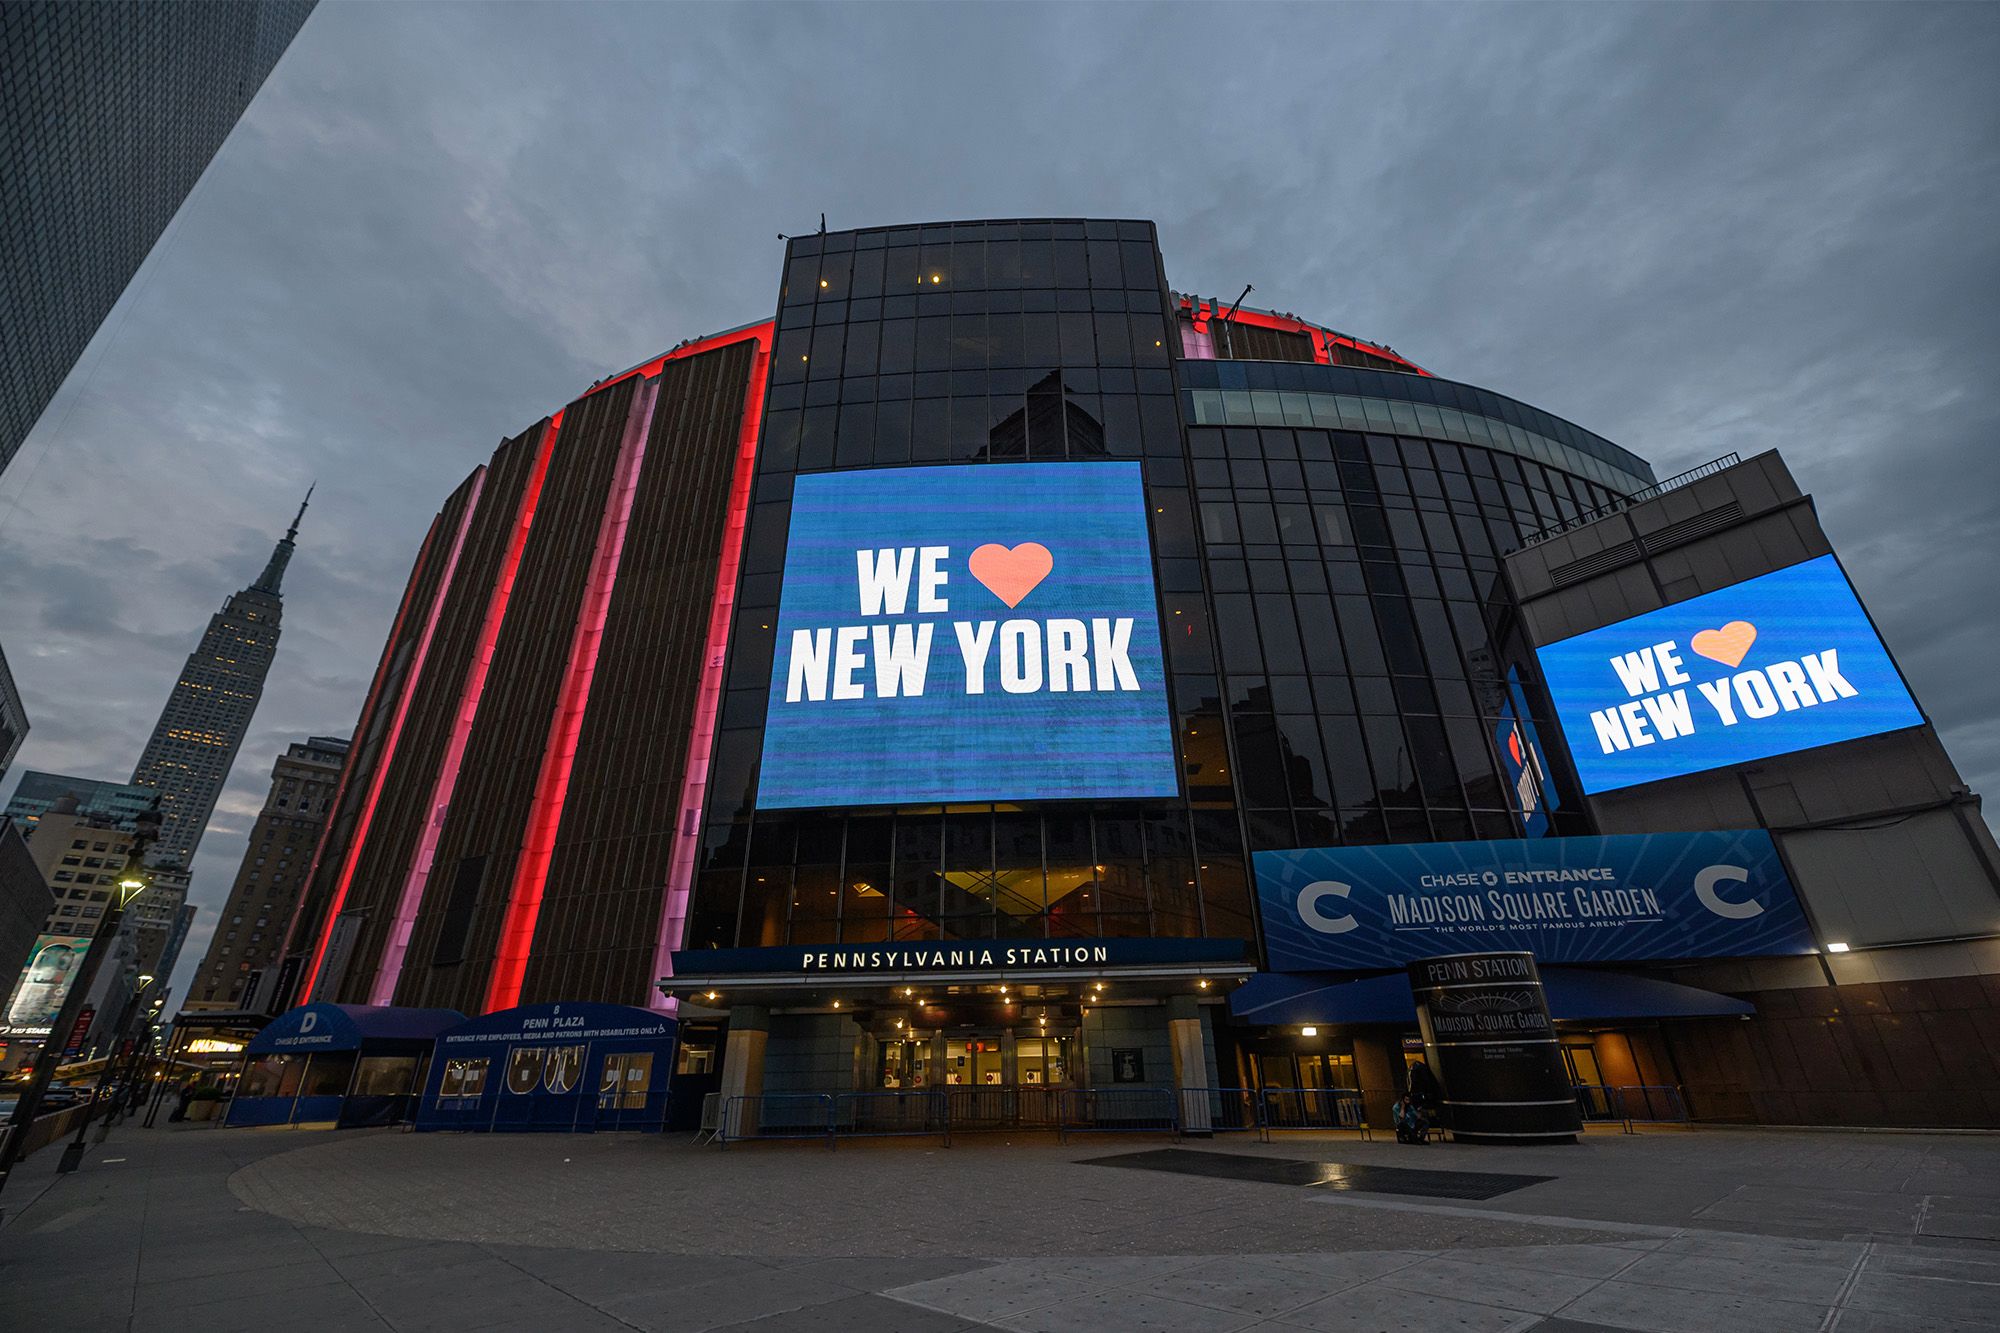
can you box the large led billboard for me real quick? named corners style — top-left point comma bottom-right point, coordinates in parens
top-left (1534, 555), bottom-right (1924, 793)
top-left (4, 933), bottom-right (92, 1030)
top-left (1254, 832), bottom-right (1813, 971)
top-left (757, 461), bottom-right (1179, 808)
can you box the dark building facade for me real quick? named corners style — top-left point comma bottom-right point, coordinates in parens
top-left (285, 218), bottom-right (1996, 1129)
top-left (0, 644), bottom-right (23, 783)
top-left (0, 0), bottom-right (316, 473)
top-left (186, 736), bottom-right (348, 1009)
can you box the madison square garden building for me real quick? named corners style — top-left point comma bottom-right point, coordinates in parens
top-left (284, 219), bottom-right (2000, 1132)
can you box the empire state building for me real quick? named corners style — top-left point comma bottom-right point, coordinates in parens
top-left (132, 491), bottom-right (310, 866)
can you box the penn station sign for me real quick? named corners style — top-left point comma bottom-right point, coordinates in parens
top-left (669, 938), bottom-right (1249, 981)
top-left (1254, 832), bottom-right (1813, 972)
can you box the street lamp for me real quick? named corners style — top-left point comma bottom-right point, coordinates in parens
top-left (0, 812), bottom-right (157, 1204)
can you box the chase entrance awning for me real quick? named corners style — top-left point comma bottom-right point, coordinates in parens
top-left (1230, 967), bottom-right (1754, 1027)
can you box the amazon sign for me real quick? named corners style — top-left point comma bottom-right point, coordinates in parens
top-left (1534, 555), bottom-right (1925, 794)
top-left (755, 461), bottom-right (1179, 808)
top-left (1255, 832), bottom-right (1814, 971)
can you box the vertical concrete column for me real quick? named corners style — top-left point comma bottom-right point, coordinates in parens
top-left (1352, 1031), bottom-right (1400, 1131)
top-left (719, 1004), bottom-right (769, 1137)
top-left (1166, 995), bottom-right (1211, 1135)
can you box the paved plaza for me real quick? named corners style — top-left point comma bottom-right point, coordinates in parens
top-left (2, 1122), bottom-right (1998, 1331)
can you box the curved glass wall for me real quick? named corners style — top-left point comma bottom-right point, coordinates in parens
top-left (689, 219), bottom-right (1258, 955)
top-left (1180, 360), bottom-right (1653, 498)
top-left (684, 217), bottom-right (1647, 963)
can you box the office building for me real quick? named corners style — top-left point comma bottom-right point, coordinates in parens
top-left (130, 493), bottom-right (309, 867)
top-left (0, 0), bottom-right (316, 474)
top-left (5, 771), bottom-right (161, 836)
top-left (188, 736), bottom-right (348, 1009)
top-left (0, 646), bottom-right (23, 783)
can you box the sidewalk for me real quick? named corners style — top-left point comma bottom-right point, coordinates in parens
top-left (1, 1121), bottom-right (1995, 1331)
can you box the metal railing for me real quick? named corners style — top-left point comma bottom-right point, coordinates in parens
top-left (1055, 1086), bottom-right (1178, 1140)
top-left (710, 1086), bottom-right (1380, 1148)
top-left (1520, 453), bottom-right (1741, 547)
top-left (1573, 1084), bottom-right (1689, 1132)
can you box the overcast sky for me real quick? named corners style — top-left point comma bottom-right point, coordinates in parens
top-left (3, 2), bottom-right (1995, 1003)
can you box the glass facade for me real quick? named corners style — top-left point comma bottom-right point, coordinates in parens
top-left (682, 217), bottom-right (1643, 962)
top-left (689, 219), bottom-right (1255, 953)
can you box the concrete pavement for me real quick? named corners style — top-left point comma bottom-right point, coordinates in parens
top-left (1, 1121), bottom-right (1996, 1331)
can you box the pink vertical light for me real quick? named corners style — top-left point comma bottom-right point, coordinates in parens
top-left (650, 325), bottom-right (772, 1010)
top-left (483, 378), bottom-right (661, 1013)
top-left (363, 414), bottom-right (562, 1005)
top-left (280, 512), bottom-right (444, 964)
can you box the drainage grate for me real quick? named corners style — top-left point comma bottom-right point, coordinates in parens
top-left (1079, 1148), bottom-right (1551, 1200)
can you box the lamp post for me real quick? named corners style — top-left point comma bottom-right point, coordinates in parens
top-left (0, 810), bottom-right (157, 1206)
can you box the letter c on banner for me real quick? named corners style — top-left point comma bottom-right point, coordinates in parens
top-left (1299, 881), bottom-right (1359, 934)
top-left (1694, 864), bottom-right (1761, 919)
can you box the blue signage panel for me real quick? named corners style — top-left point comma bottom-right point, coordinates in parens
top-left (1253, 833), bottom-right (1814, 971)
top-left (669, 937), bottom-right (1250, 979)
top-left (757, 461), bottom-right (1179, 808)
top-left (1534, 555), bottom-right (1924, 794)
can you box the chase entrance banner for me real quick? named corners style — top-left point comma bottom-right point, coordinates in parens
top-left (756, 461), bottom-right (1179, 808)
top-left (1253, 832), bottom-right (1814, 971)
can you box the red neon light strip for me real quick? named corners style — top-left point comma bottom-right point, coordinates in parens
top-left (299, 472), bottom-right (490, 1002)
top-left (279, 513), bottom-right (443, 964)
top-left (482, 379), bottom-right (660, 1013)
top-left (650, 324), bottom-right (772, 1010)
top-left (361, 414), bottom-right (561, 1005)
top-left (329, 470), bottom-right (481, 1003)
top-left (1179, 297), bottom-right (1429, 375)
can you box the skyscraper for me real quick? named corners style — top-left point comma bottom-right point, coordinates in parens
top-left (131, 492), bottom-right (309, 867)
top-left (0, 0), bottom-right (317, 474)
top-left (0, 646), bottom-right (23, 783)
top-left (188, 735), bottom-right (347, 1009)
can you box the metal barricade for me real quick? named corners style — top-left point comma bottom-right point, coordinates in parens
top-left (1176, 1087), bottom-right (1262, 1136)
top-left (1611, 1084), bottom-right (1689, 1128)
top-left (1057, 1086), bottom-right (1178, 1140)
top-left (1259, 1087), bottom-right (1367, 1136)
top-left (694, 1091), bottom-right (725, 1146)
top-left (1573, 1084), bottom-right (1620, 1122)
top-left (720, 1093), bottom-right (834, 1147)
top-left (832, 1089), bottom-right (948, 1145)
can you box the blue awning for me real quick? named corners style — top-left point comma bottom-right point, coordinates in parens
top-left (247, 1003), bottom-right (465, 1055)
top-left (1230, 967), bottom-right (1753, 1027)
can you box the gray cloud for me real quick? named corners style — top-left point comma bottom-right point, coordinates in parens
top-left (2, 1), bottom-right (1994, 1000)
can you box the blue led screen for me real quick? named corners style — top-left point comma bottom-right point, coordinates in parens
top-left (1254, 832), bottom-right (1814, 971)
top-left (1534, 555), bottom-right (1924, 794)
top-left (756, 462), bottom-right (1180, 809)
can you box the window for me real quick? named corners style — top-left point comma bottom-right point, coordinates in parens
top-left (600, 1053), bottom-right (654, 1111)
top-left (438, 1058), bottom-right (489, 1102)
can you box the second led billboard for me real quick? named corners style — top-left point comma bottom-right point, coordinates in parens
top-left (1535, 555), bottom-right (1924, 793)
top-left (756, 462), bottom-right (1180, 808)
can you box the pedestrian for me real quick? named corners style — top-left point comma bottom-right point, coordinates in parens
top-left (169, 1079), bottom-right (195, 1123)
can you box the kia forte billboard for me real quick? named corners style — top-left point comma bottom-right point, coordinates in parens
top-left (1533, 555), bottom-right (1924, 794)
top-left (1254, 832), bottom-right (1813, 971)
top-left (756, 461), bottom-right (1179, 808)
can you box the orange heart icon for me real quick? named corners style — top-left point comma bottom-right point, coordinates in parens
top-left (1690, 620), bottom-right (1757, 668)
top-left (967, 542), bottom-right (1053, 609)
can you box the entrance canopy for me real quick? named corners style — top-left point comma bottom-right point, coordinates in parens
top-left (663, 938), bottom-right (1253, 1008)
top-left (229, 1004), bottom-right (464, 1130)
top-left (415, 1002), bottom-right (678, 1133)
top-left (245, 1003), bottom-right (464, 1056)
top-left (1230, 967), bottom-right (1754, 1027)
